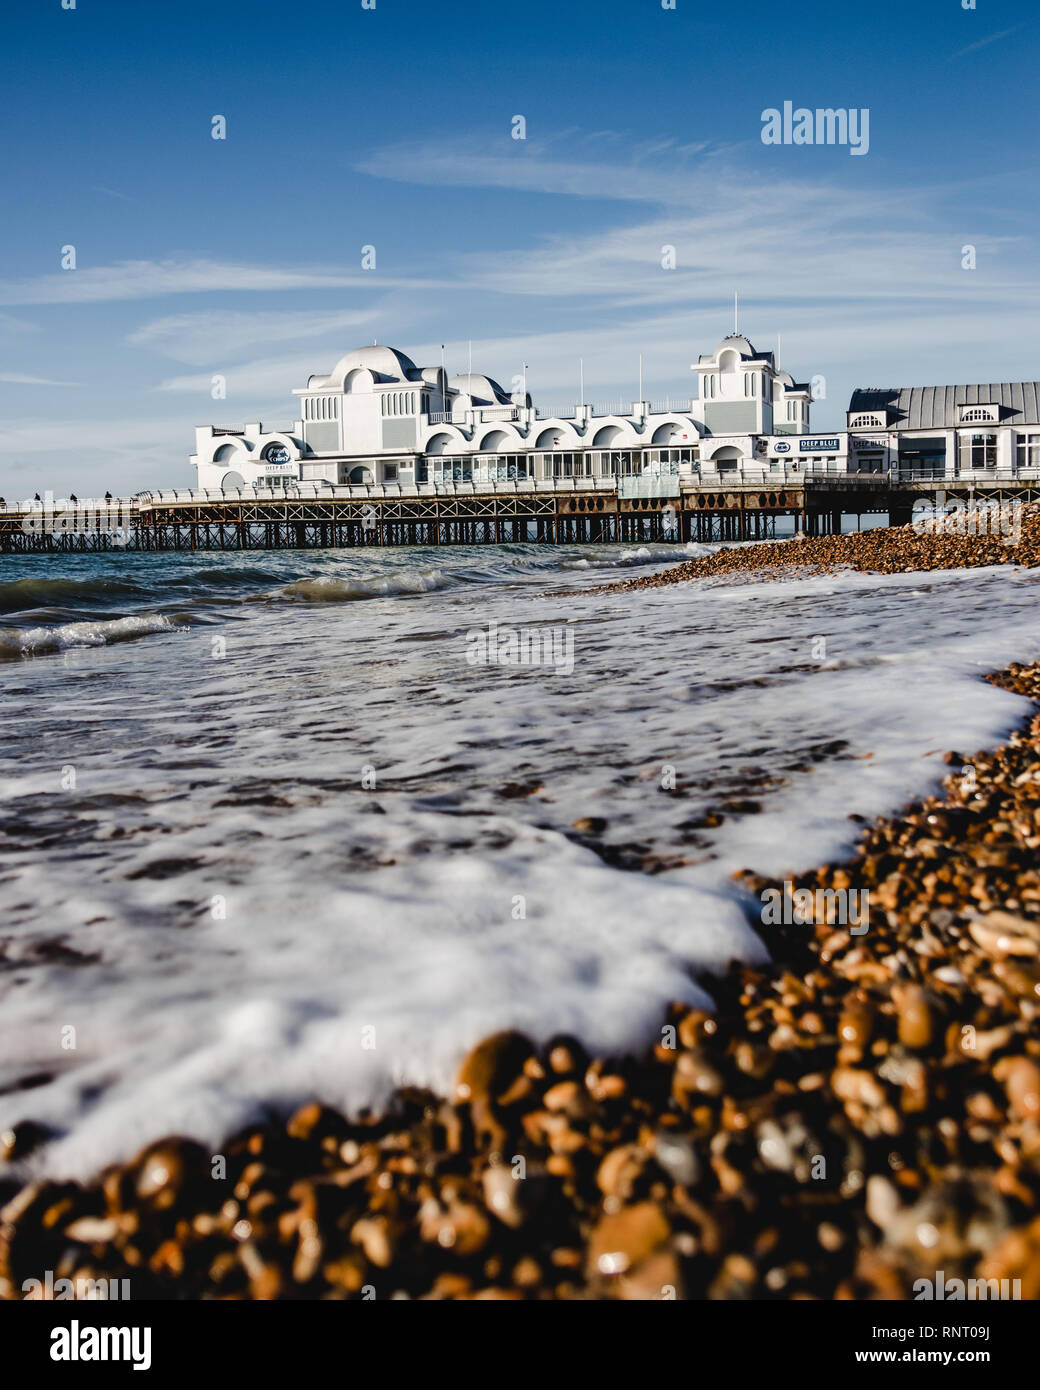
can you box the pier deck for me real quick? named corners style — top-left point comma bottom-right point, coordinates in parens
top-left (2, 471), bottom-right (1038, 553)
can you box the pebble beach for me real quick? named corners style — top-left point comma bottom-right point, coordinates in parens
top-left (4, 513), bottom-right (1040, 1301)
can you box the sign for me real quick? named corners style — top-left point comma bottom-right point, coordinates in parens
top-left (798, 436), bottom-right (842, 453)
top-left (263, 444), bottom-right (292, 465)
top-left (851, 435), bottom-right (890, 451)
top-left (774, 441), bottom-right (792, 454)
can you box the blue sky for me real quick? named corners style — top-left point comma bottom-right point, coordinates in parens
top-left (1, 0), bottom-right (1037, 497)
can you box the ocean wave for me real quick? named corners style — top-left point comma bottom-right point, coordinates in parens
top-left (274, 570), bottom-right (454, 603)
top-left (0, 575), bottom-right (147, 614)
top-left (559, 542), bottom-right (716, 571)
top-left (168, 566), bottom-right (285, 588)
top-left (0, 613), bottom-right (185, 660)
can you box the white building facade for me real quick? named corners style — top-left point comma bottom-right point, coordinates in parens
top-left (190, 339), bottom-right (1040, 495)
top-left (191, 336), bottom-right (816, 493)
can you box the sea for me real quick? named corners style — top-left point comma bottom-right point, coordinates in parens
top-left (2, 539), bottom-right (1040, 1178)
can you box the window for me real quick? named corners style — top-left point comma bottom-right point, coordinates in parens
top-left (384, 464), bottom-right (398, 482)
top-left (958, 431), bottom-right (997, 470)
top-left (1016, 433), bottom-right (1040, 469)
top-left (959, 405), bottom-right (997, 424)
top-left (851, 414), bottom-right (884, 428)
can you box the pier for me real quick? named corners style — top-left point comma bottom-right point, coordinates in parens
top-left (2, 471), bottom-right (1039, 554)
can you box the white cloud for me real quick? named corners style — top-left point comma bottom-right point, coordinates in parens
top-left (951, 25), bottom-right (1022, 60)
top-left (156, 351), bottom-right (353, 400)
top-left (0, 372), bottom-right (81, 386)
top-left (354, 135), bottom-right (1038, 317)
top-left (0, 258), bottom-right (436, 306)
top-left (356, 132), bottom-right (725, 206)
top-left (0, 312), bottom-right (40, 345)
top-left (0, 413), bottom-right (192, 456)
top-left (129, 307), bottom-right (383, 366)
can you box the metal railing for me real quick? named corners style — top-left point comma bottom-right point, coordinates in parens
top-left (428, 406), bottom-right (521, 426)
top-left (6, 466), bottom-right (1040, 519)
top-left (887, 466), bottom-right (1040, 485)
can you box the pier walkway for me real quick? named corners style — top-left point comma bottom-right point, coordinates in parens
top-left (2, 469), bottom-right (1039, 552)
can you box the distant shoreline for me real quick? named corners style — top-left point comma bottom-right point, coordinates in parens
top-left (585, 504), bottom-right (1040, 593)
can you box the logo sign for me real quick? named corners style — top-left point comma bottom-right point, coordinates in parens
top-left (263, 444), bottom-right (292, 465)
top-left (852, 435), bottom-right (889, 451)
top-left (774, 441), bottom-right (792, 454)
top-left (798, 436), bottom-right (841, 453)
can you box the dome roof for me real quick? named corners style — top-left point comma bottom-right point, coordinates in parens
top-left (698, 335), bottom-right (775, 368)
top-left (309, 345), bottom-right (420, 388)
top-left (448, 372), bottom-right (512, 405)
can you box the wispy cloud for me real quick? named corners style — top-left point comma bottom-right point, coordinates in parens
top-left (155, 352), bottom-right (344, 401)
top-left (0, 372), bottom-right (82, 386)
top-left (91, 185), bottom-right (135, 203)
top-left (0, 311), bottom-right (40, 344)
top-left (129, 307), bottom-right (383, 366)
top-left (351, 135), bottom-right (1036, 318)
top-left (0, 258), bottom-right (437, 307)
top-left (951, 25), bottom-right (1021, 60)
top-left (0, 413), bottom-right (194, 456)
top-left (356, 131), bottom-right (727, 207)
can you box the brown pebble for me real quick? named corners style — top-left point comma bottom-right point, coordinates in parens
top-left (893, 984), bottom-right (935, 1050)
top-left (1003, 1058), bottom-right (1040, 1120)
top-left (587, 1202), bottom-right (670, 1279)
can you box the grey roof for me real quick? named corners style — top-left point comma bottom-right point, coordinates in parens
top-left (849, 383), bottom-right (1040, 429)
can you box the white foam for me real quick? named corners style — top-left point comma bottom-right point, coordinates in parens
top-left (3, 554), bottom-right (1040, 1177)
top-left (275, 569), bottom-right (452, 602)
top-left (0, 612), bottom-right (182, 658)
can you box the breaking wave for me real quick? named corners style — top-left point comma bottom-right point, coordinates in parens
top-left (0, 575), bottom-right (147, 613)
top-left (274, 570), bottom-right (454, 603)
top-left (0, 613), bottom-right (185, 660)
top-left (558, 542), bottom-right (718, 571)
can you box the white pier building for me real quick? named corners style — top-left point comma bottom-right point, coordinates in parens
top-left (191, 336), bottom-right (1040, 494)
top-left (191, 335), bottom-right (815, 493)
